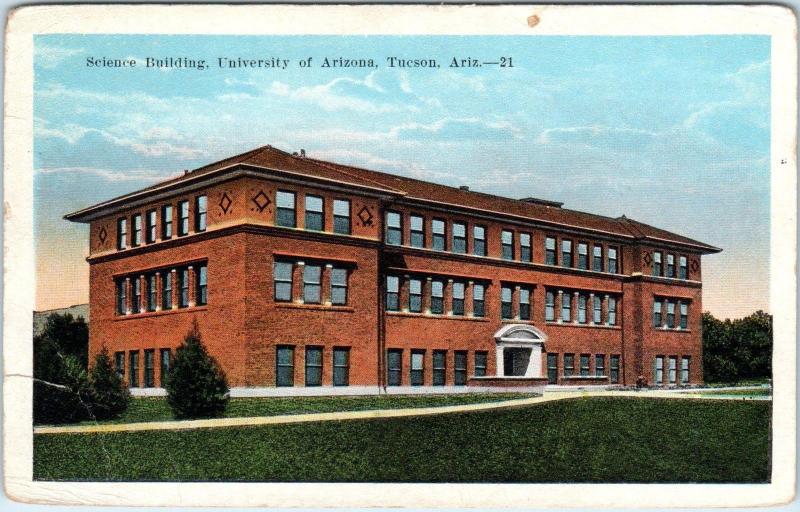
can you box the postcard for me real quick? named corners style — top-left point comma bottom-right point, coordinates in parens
top-left (4, 3), bottom-right (797, 508)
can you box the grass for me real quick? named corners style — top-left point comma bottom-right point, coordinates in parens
top-left (34, 397), bottom-right (771, 483)
top-left (690, 388), bottom-right (771, 397)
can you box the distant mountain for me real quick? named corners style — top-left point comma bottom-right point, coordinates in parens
top-left (33, 304), bottom-right (89, 336)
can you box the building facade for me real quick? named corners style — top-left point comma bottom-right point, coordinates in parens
top-left (65, 145), bottom-right (720, 394)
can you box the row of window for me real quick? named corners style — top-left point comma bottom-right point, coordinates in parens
top-left (653, 298), bottom-right (690, 329)
top-left (386, 349), bottom-right (487, 386)
top-left (385, 275), bottom-right (486, 317)
top-left (652, 252), bottom-right (689, 280)
top-left (544, 237), bottom-right (619, 273)
top-left (115, 264), bottom-right (207, 315)
top-left (276, 191), bottom-right (352, 234)
top-left (118, 196), bottom-right (207, 250)
top-left (544, 289), bottom-right (618, 326)
top-left (273, 261), bottom-right (349, 305)
top-left (276, 345), bottom-right (350, 386)
top-left (653, 355), bottom-right (691, 385)
top-left (546, 353), bottom-right (621, 383)
top-left (115, 349), bottom-right (171, 388)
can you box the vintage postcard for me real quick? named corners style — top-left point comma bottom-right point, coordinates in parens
top-left (3, 3), bottom-right (797, 508)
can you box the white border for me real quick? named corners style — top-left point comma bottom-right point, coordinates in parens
top-left (3, 4), bottom-right (797, 508)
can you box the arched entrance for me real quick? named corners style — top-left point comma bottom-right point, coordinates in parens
top-left (493, 324), bottom-right (547, 378)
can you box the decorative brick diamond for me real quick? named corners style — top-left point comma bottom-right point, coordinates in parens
top-left (251, 190), bottom-right (271, 213)
top-left (690, 259), bottom-right (700, 272)
top-left (98, 227), bottom-right (107, 244)
top-left (219, 192), bottom-right (233, 214)
top-left (643, 252), bottom-right (652, 266)
top-left (357, 206), bottom-right (374, 227)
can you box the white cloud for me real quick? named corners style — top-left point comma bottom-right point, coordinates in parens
top-left (35, 166), bottom-right (177, 183)
top-left (268, 78), bottom-right (401, 114)
top-left (35, 43), bottom-right (83, 68)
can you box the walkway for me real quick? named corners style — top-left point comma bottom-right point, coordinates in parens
top-left (33, 389), bottom-right (770, 435)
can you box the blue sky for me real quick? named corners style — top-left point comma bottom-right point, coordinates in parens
top-left (34, 35), bottom-right (770, 317)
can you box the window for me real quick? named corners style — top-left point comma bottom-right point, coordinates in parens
top-left (117, 218), bottom-right (127, 250)
top-left (432, 219), bottom-right (446, 251)
top-left (608, 247), bottom-right (618, 274)
top-left (195, 195), bottom-right (207, 233)
top-left (276, 346), bottom-right (294, 387)
top-left (179, 268), bottom-right (189, 308)
top-left (454, 351), bottom-right (467, 386)
top-left (681, 356), bottom-right (690, 384)
top-left (608, 297), bottom-right (617, 326)
top-left (652, 251), bottom-right (662, 276)
top-left (474, 352), bottom-right (487, 377)
top-left (305, 346), bottom-right (323, 386)
top-left (129, 351), bottom-right (139, 387)
top-left (679, 256), bottom-right (688, 280)
top-left (161, 205), bottom-right (173, 240)
top-left (580, 354), bottom-right (590, 376)
top-left (654, 356), bottom-right (664, 384)
top-left (653, 300), bottom-right (662, 327)
top-left (501, 286), bottom-right (513, 319)
top-left (276, 191), bottom-right (296, 228)
top-left (159, 349), bottom-right (171, 386)
top-left (115, 351), bottom-right (125, 379)
top-left (331, 267), bottom-right (348, 305)
top-left (146, 209), bottom-right (157, 243)
top-left (333, 199), bottom-right (351, 235)
top-left (431, 280), bottom-right (444, 314)
top-left (452, 222), bottom-right (467, 253)
top-left (273, 261), bottom-right (293, 302)
top-left (545, 291), bottom-right (555, 321)
top-left (178, 200), bottom-right (189, 236)
top-left (386, 276), bottom-right (400, 311)
top-left (578, 243), bottom-right (588, 269)
top-left (144, 349), bottom-right (154, 388)
top-left (409, 278), bottom-right (422, 313)
top-left (147, 274), bottom-right (157, 312)
top-left (452, 282), bottom-right (465, 316)
top-left (593, 295), bottom-right (602, 324)
top-left (387, 349), bottom-right (402, 386)
top-left (196, 264), bottom-right (207, 306)
top-left (668, 356), bottom-right (677, 384)
top-left (473, 225), bottom-right (486, 256)
top-left (161, 272), bottom-right (172, 310)
top-left (561, 239), bottom-right (573, 267)
top-left (132, 214), bottom-right (142, 247)
top-left (410, 350), bottom-right (424, 386)
top-left (666, 300), bottom-right (675, 328)
top-left (132, 277), bottom-right (141, 314)
top-left (519, 288), bottom-right (531, 320)
top-left (595, 354), bottom-right (605, 377)
top-left (547, 353), bottom-right (558, 384)
top-left (116, 279), bottom-right (127, 315)
top-left (304, 195), bottom-right (324, 231)
top-left (561, 292), bottom-right (571, 322)
top-left (333, 348), bottom-right (350, 386)
top-left (610, 355), bottom-right (620, 384)
top-left (433, 350), bottom-right (446, 386)
top-left (410, 215), bottom-right (425, 248)
top-left (680, 302), bottom-right (688, 329)
top-left (578, 294), bottom-right (587, 324)
top-left (593, 245), bottom-right (603, 272)
top-left (501, 230), bottom-right (514, 260)
top-left (545, 237), bottom-right (556, 265)
top-left (564, 353), bottom-right (575, 377)
top-left (303, 264), bottom-right (322, 304)
top-left (473, 283), bottom-right (485, 317)
top-left (520, 233), bottom-right (532, 262)
top-left (385, 211), bottom-right (402, 245)
top-left (666, 254), bottom-right (675, 278)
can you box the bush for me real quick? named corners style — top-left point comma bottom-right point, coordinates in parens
top-left (33, 340), bottom-right (93, 425)
top-left (164, 322), bottom-right (229, 419)
top-left (88, 346), bottom-right (131, 420)
top-left (703, 310), bottom-right (773, 384)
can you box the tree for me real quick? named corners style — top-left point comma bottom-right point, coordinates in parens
top-left (88, 346), bottom-right (131, 420)
top-left (33, 337), bottom-right (92, 424)
top-left (164, 322), bottom-right (229, 419)
top-left (37, 313), bottom-right (89, 368)
top-left (703, 310), bottom-right (772, 384)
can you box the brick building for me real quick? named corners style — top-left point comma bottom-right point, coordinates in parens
top-left (65, 145), bottom-right (720, 395)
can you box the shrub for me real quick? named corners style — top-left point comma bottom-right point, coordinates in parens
top-left (88, 346), bottom-right (131, 420)
top-left (33, 340), bottom-right (92, 424)
top-left (164, 322), bottom-right (229, 419)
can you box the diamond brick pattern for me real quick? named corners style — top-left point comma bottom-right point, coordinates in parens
top-left (98, 226), bottom-right (107, 244)
top-left (219, 192), bottom-right (233, 214)
top-left (252, 190), bottom-right (271, 213)
top-left (357, 206), bottom-right (374, 227)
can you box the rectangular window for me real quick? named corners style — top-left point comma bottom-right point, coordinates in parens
top-left (432, 350), bottom-right (446, 386)
top-left (501, 230), bottom-right (514, 260)
top-left (144, 349), bottom-right (154, 388)
top-left (501, 286), bottom-right (513, 319)
top-left (387, 349), bottom-right (402, 386)
top-left (578, 243), bottom-right (588, 269)
top-left (654, 356), bottom-right (664, 384)
top-left (610, 355), bottom-right (620, 384)
top-left (545, 237), bottom-right (556, 265)
top-left (276, 191), bottom-right (296, 228)
top-left (519, 288), bottom-right (531, 320)
top-left (666, 300), bottom-right (675, 328)
top-left (333, 199), bottom-right (351, 235)
top-left (161, 205), bottom-right (173, 240)
top-left (161, 272), bottom-right (172, 310)
top-left (545, 290), bottom-right (555, 321)
top-left (276, 346), bottom-right (294, 387)
top-left (333, 347), bottom-right (350, 386)
top-left (159, 349), bottom-right (171, 386)
top-left (452, 281), bottom-right (465, 316)
top-left (653, 251), bottom-right (662, 276)
top-left (452, 222), bottom-right (467, 253)
top-left (561, 239), bottom-right (573, 267)
top-left (116, 279), bottom-right (127, 315)
top-left (593, 295), bottom-right (602, 324)
top-left (474, 352), bottom-right (487, 377)
top-left (147, 274), bottom-right (157, 312)
top-left (146, 209), bottom-right (157, 243)
top-left (593, 245), bottom-right (603, 272)
top-left (408, 278), bottom-right (422, 313)
top-left (680, 301), bottom-right (688, 329)
top-left (432, 219), bottom-right (446, 251)
top-left (129, 351), bottom-right (139, 388)
top-left (410, 350), bottom-right (425, 386)
top-left (473, 225), bottom-right (486, 256)
top-left (653, 300), bottom-right (662, 327)
top-left (303, 264), bottom-right (322, 304)
top-left (178, 200), bottom-right (189, 236)
top-left (679, 256), bottom-right (688, 280)
top-left (578, 294), bottom-right (587, 324)
top-left (580, 354), bottom-right (590, 377)
top-left (473, 283), bottom-right (485, 317)
top-left (330, 267), bottom-right (348, 305)
top-left (564, 353), bottom-right (575, 377)
top-left (561, 293), bottom-right (571, 322)
top-left (195, 195), bottom-right (207, 233)
top-left (132, 214), bottom-right (142, 247)
top-left (179, 268), bottom-right (189, 308)
top-left (681, 356), bottom-right (690, 384)
top-left (385, 211), bottom-right (402, 245)
top-left (520, 233), bottom-right (532, 262)
top-left (608, 297), bottom-right (617, 326)
top-left (304, 195), bottom-right (324, 231)
top-left (196, 264), bottom-right (208, 306)
top-left (117, 218), bottom-right (127, 250)
top-left (114, 351), bottom-right (125, 379)
top-left (668, 356), bottom-right (677, 384)
top-left (132, 277), bottom-right (141, 314)
top-left (666, 254), bottom-right (675, 278)
top-left (608, 247), bottom-right (618, 274)
top-left (595, 354), bottom-right (605, 377)
top-left (305, 346), bottom-right (323, 386)
top-left (273, 261), bottom-right (293, 302)
top-left (386, 275), bottom-right (400, 311)
top-left (430, 280), bottom-right (444, 314)
top-left (410, 215), bottom-right (425, 248)
top-left (454, 351), bottom-right (467, 386)
top-left (547, 353), bottom-right (558, 384)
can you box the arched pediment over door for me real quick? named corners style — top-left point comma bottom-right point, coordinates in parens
top-left (493, 324), bottom-right (547, 378)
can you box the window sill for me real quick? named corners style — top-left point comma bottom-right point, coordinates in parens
top-left (275, 303), bottom-right (355, 312)
top-left (545, 321), bottom-right (621, 330)
top-left (115, 305), bottom-right (207, 320)
top-left (501, 318), bottom-right (536, 324)
top-left (655, 327), bottom-right (692, 333)
top-left (386, 311), bottom-right (490, 322)
top-left (561, 375), bottom-right (609, 380)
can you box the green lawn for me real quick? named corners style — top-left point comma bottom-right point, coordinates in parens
top-left (690, 388), bottom-right (771, 397)
top-left (34, 397), bottom-right (771, 482)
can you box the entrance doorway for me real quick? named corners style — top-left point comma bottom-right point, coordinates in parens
top-left (503, 347), bottom-right (532, 376)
